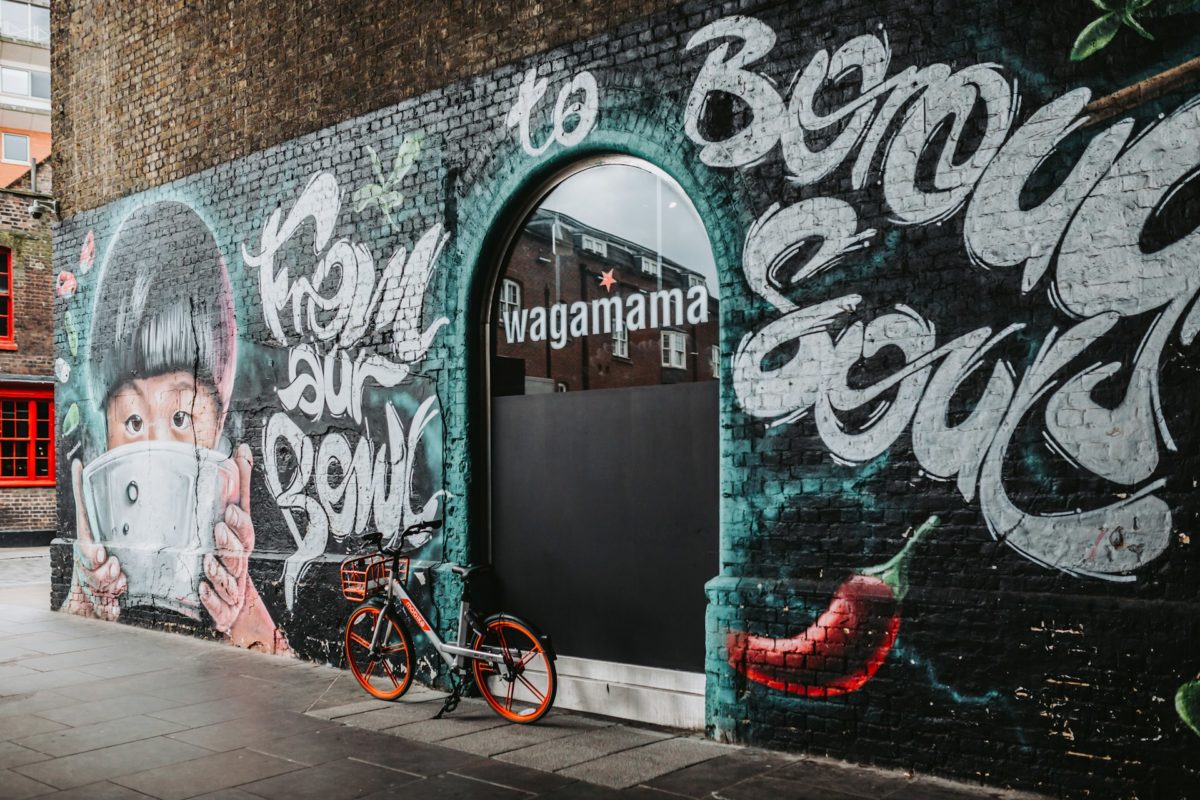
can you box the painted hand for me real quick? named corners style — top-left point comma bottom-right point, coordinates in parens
top-left (201, 444), bottom-right (254, 633)
top-left (67, 459), bottom-right (127, 621)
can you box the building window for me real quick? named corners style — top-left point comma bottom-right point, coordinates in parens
top-left (0, 249), bottom-right (11, 346)
top-left (499, 278), bottom-right (521, 326)
top-left (1, 133), bottom-right (28, 165)
top-left (661, 330), bottom-right (686, 369)
top-left (612, 324), bottom-right (628, 359)
top-left (0, 389), bottom-right (53, 486)
top-left (0, 66), bottom-right (49, 100)
top-left (688, 274), bottom-right (706, 290)
top-left (710, 346), bottom-right (720, 377)
top-left (581, 235), bottom-right (607, 257)
top-left (640, 256), bottom-right (661, 277)
top-left (0, 1), bottom-right (49, 44)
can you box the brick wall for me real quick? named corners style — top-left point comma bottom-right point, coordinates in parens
top-left (51, 0), bottom-right (1200, 796)
top-left (0, 486), bottom-right (54, 533)
top-left (0, 179), bottom-right (55, 376)
top-left (51, 0), bottom-right (689, 215)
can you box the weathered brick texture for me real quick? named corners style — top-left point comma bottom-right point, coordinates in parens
top-left (51, 1), bottom-right (1200, 797)
top-left (0, 487), bottom-right (54, 532)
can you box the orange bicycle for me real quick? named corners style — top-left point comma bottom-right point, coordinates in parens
top-left (340, 521), bottom-right (557, 723)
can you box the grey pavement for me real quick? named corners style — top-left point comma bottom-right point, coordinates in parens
top-left (0, 548), bottom-right (1050, 799)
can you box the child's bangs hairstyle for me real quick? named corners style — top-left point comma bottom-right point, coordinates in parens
top-left (89, 201), bottom-right (237, 427)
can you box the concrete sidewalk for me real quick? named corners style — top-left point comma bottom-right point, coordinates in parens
top-left (0, 553), bottom-right (1048, 799)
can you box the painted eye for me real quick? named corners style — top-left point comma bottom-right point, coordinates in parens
top-left (124, 415), bottom-right (143, 435)
top-left (171, 410), bottom-right (192, 431)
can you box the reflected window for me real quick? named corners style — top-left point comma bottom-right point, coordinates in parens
top-left (580, 235), bottom-right (607, 257)
top-left (491, 161), bottom-right (718, 395)
top-left (499, 279), bottom-right (521, 328)
top-left (662, 330), bottom-right (686, 369)
top-left (612, 325), bottom-right (628, 359)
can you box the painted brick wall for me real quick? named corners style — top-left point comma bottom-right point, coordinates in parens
top-left (52, 1), bottom-right (1200, 796)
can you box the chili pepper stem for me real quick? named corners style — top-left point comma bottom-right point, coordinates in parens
top-left (860, 515), bottom-right (939, 601)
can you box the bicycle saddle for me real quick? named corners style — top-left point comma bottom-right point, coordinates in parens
top-left (450, 564), bottom-right (488, 580)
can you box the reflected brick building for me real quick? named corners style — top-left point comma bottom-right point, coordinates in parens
top-left (493, 209), bottom-right (718, 395)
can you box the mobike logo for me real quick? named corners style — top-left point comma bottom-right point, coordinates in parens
top-left (402, 598), bottom-right (431, 632)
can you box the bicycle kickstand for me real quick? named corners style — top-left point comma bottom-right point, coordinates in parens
top-left (434, 672), bottom-right (463, 719)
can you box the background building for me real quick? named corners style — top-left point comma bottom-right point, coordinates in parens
top-left (50, 2), bottom-right (1200, 796)
top-left (0, 0), bottom-right (49, 186)
top-left (0, 157), bottom-right (55, 544)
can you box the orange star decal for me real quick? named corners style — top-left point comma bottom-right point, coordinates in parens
top-left (599, 269), bottom-right (617, 292)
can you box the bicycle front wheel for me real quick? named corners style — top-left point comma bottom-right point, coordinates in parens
top-left (472, 614), bottom-right (557, 723)
top-left (344, 603), bottom-right (414, 700)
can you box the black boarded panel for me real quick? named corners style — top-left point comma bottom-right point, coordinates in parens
top-left (491, 381), bottom-right (718, 672)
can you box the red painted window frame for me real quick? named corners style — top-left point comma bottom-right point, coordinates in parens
top-left (0, 387), bottom-right (54, 487)
top-left (0, 248), bottom-right (13, 350)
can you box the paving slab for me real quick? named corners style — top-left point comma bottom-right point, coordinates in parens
top-left (0, 767), bottom-right (54, 799)
top-left (0, 739), bottom-right (51, 769)
top-left (12, 735), bottom-right (212, 789)
top-left (497, 724), bottom-right (673, 773)
top-left (113, 746), bottom-right (303, 800)
top-left (15, 713), bottom-right (188, 757)
top-left (166, 709), bottom-right (336, 753)
top-left (362, 772), bottom-right (529, 799)
top-left (0, 712), bottom-right (68, 741)
top-left (28, 780), bottom-right (161, 799)
top-left (439, 710), bottom-right (610, 756)
top-left (557, 735), bottom-right (732, 789)
top-left (237, 755), bottom-right (423, 799)
top-left (644, 750), bottom-right (794, 797)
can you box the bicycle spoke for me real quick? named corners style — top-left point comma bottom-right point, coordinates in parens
top-left (519, 649), bottom-right (539, 668)
top-left (381, 659), bottom-right (399, 686)
top-left (364, 659), bottom-right (378, 678)
top-left (349, 632), bottom-right (371, 649)
top-left (517, 673), bottom-right (546, 703)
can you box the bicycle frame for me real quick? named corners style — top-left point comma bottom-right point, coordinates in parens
top-left (367, 568), bottom-right (506, 671)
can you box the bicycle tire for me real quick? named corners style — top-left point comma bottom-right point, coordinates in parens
top-left (344, 602), bottom-right (414, 700)
top-left (471, 614), bottom-right (557, 723)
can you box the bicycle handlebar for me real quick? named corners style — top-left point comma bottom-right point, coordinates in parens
top-left (360, 520), bottom-right (443, 553)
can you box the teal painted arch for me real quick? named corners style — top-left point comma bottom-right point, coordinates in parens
top-left (439, 98), bottom-right (757, 583)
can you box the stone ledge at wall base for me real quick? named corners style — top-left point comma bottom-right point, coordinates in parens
top-left (704, 575), bottom-right (1200, 798)
top-left (0, 528), bottom-right (54, 547)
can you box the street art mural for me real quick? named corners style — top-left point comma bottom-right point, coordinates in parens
top-left (57, 170), bottom-right (448, 660)
top-left (52, 1), bottom-right (1200, 795)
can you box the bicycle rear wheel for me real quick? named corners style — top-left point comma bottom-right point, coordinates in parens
top-left (472, 614), bottom-right (556, 723)
top-left (344, 603), bottom-right (414, 700)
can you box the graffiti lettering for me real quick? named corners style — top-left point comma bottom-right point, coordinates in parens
top-left (506, 66), bottom-right (599, 157)
top-left (712, 18), bottom-right (1200, 579)
top-left (244, 168), bottom-right (450, 607)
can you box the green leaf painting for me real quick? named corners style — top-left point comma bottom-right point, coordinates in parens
top-left (65, 308), bottom-right (78, 358)
top-left (62, 403), bottom-right (80, 437)
top-left (1070, 0), bottom-right (1200, 60)
top-left (353, 135), bottom-right (423, 226)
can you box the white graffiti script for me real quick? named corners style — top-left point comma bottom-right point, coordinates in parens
top-left (686, 17), bottom-right (1200, 580)
top-left (242, 170), bottom-right (450, 608)
top-left (507, 66), bottom-right (599, 156)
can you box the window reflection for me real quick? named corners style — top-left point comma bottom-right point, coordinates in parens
top-left (492, 163), bottom-right (718, 396)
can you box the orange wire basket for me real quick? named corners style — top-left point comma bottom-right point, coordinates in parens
top-left (339, 553), bottom-right (407, 601)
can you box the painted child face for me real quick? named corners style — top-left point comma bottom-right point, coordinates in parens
top-left (106, 371), bottom-right (222, 451)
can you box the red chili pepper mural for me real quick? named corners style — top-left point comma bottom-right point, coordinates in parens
top-left (727, 516), bottom-right (939, 698)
